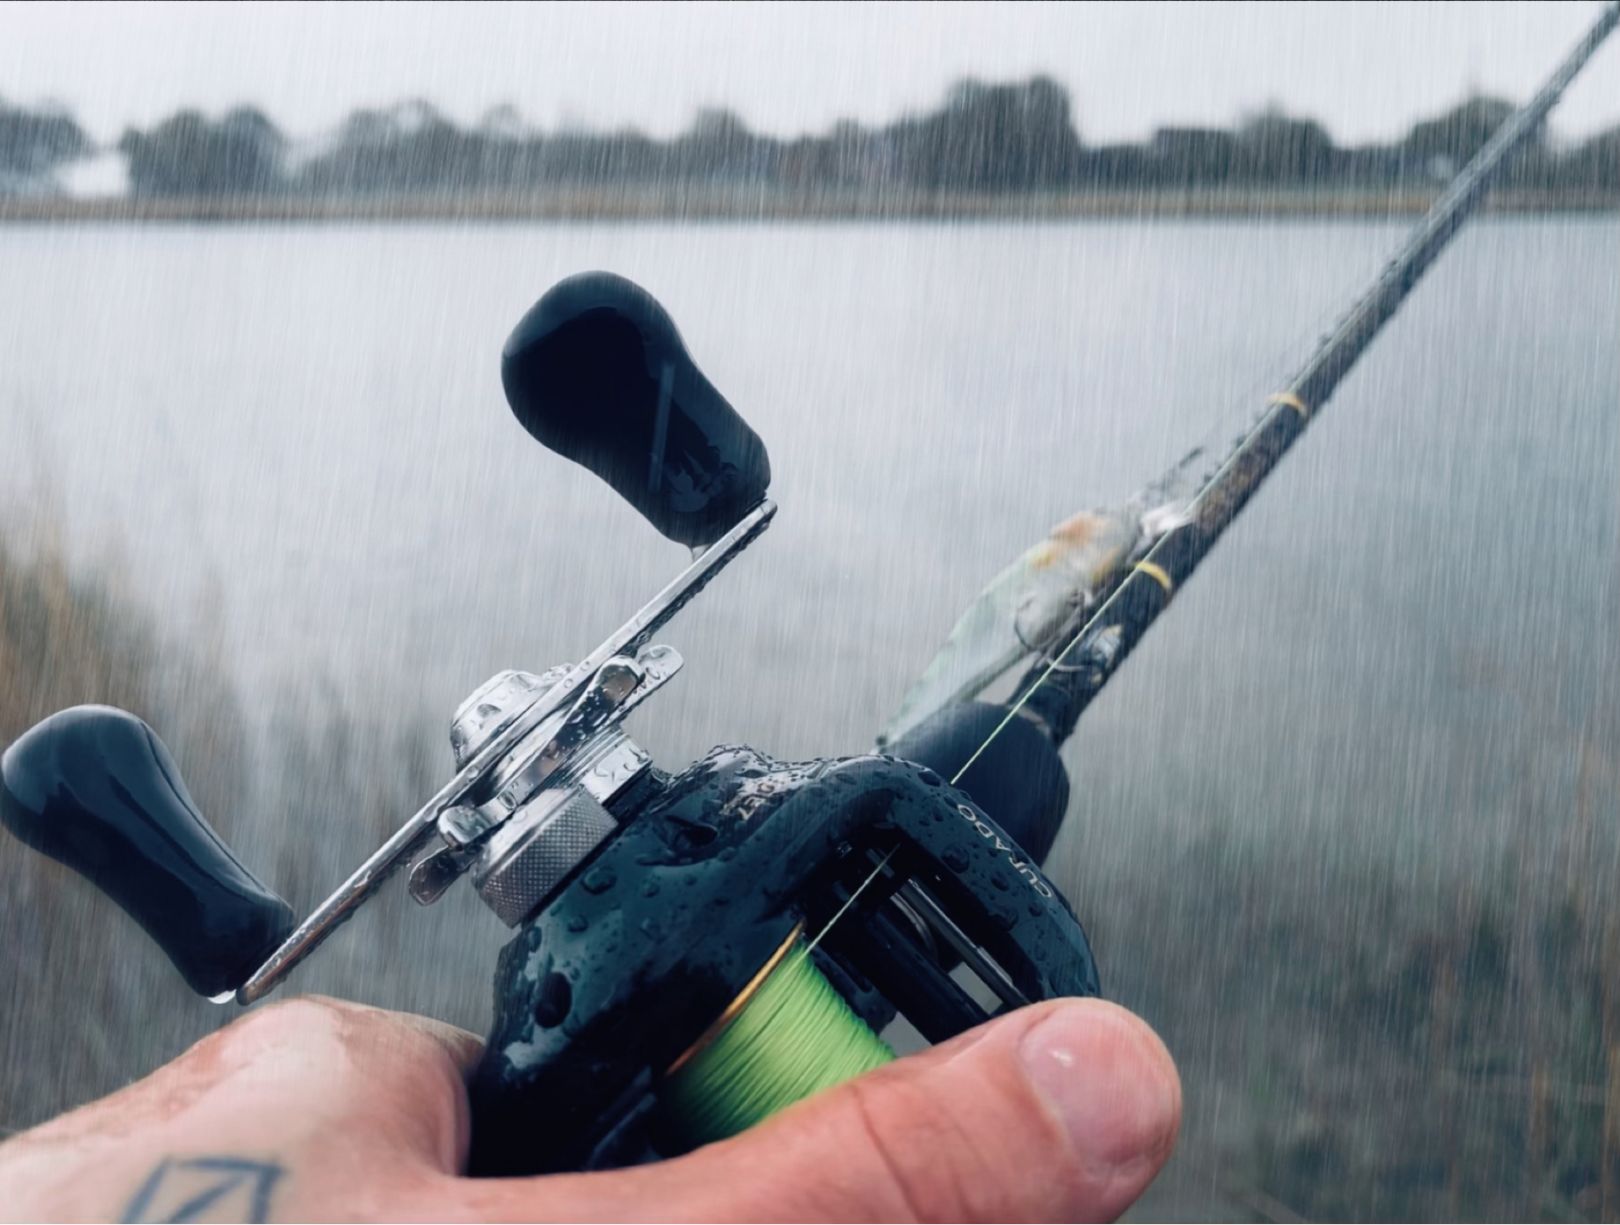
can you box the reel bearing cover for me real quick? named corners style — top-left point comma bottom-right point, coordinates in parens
top-left (0, 271), bottom-right (1100, 1176)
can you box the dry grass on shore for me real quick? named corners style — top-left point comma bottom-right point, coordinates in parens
top-left (1, 186), bottom-right (1617, 226)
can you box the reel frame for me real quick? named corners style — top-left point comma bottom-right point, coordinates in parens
top-left (469, 746), bottom-right (1100, 1175)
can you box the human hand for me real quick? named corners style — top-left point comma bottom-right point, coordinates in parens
top-left (0, 995), bottom-right (1179, 1222)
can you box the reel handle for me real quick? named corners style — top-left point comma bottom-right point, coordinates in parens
top-left (501, 272), bottom-right (771, 548)
top-left (0, 706), bottom-right (295, 999)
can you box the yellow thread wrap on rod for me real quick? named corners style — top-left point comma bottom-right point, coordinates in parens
top-left (1134, 560), bottom-right (1174, 594)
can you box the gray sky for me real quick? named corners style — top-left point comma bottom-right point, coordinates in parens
top-left (2, 1), bottom-right (1616, 147)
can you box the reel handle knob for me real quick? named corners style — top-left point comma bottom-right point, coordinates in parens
top-left (0, 705), bottom-right (295, 999)
top-left (501, 271), bottom-right (771, 548)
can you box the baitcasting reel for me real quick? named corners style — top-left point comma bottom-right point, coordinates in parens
top-left (1, 273), bottom-right (1098, 1174)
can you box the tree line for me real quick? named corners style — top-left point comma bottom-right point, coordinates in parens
top-left (3, 76), bottom-right (1618, 198)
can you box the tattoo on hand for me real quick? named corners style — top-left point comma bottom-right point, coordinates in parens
top-left (120, 1156), bottom-right (284, 1223)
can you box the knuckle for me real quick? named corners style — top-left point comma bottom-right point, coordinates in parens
top-left (192, 996), bottom-right (349, 1067)
top-left (231, 996), bottom-right (346, 1040)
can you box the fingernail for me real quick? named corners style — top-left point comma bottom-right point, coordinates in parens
top-left (1018, 1002), bottom-right (1180, 1173)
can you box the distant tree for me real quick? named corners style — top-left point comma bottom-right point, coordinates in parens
top-left (1558, 123), bottom-right (1620, 191)
top-left (1237, 106), bottom-right (1336, 181)
top-left (1335, 143), bottom-right (1401, 187)
top-left (667, 108), bottom-right (778, 181)
top-left (476, 104), bottom-right (526, 142)
top-left (894, 75), bottom-right (1081, 190)
top-left (101, 77), bottom-right (1608, 204)
top-left (1077, 142), bottom-right (1157, 190)
top-left (829, 120), bottom-right (892, 186)
top-left (1400, 95), bottom-right (1518, 179)
top-left (120, 106), bottom-right (285, 195)
top-left (297, 100), bottom-right (490, 195)
top-left (0, 99), bottom-right (91, 191)
top-left (1150, 127), bottom-right (1240, 185)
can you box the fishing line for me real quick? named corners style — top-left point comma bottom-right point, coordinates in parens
top-left (802, 846), bottom-right (898, 956)
top-left (949, 617), bottom-right (1098, 786)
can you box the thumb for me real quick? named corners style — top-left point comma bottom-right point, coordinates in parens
top-left (470, 998), bottom-right (1180, 1223)
top-left (688, 997), bottom-right (1181, 1222)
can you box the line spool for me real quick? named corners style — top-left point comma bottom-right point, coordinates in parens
top-left (662, 924), bottom-right (895, 1146)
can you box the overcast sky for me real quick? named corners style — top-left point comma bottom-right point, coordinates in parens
top-left (2, 1), bottom-right (1616, 147)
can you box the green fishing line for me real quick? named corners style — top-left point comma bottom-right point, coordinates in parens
top-left (662, 938), bottom-right (895, 1146)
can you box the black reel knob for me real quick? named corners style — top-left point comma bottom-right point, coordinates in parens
top-left (501, 271), bottom-right (771, 548)
top-left (0, 706), bottom-right (295, 999)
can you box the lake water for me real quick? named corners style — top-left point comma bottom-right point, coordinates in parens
top-left (2, 218), bottom-right (1617, 1217)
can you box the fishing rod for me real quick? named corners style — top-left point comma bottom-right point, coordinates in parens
top-left (2, 1), bottom-right (1615, 1182)
top-left (885, 0), bottom-right (1620, 782)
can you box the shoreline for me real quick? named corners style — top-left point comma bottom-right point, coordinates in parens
top-left (2, 186), bottom-right (1616, 224)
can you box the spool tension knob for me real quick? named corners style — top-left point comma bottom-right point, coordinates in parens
top-left (0, 705), bottom-right (296, 999)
